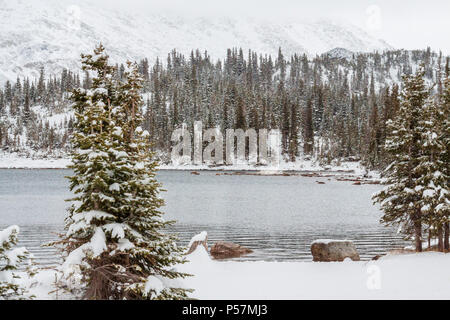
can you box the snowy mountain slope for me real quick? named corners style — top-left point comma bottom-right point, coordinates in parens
top-left (0, 0), bottom-right (392, 83)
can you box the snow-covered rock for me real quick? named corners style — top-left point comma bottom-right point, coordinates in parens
top-left (210, 241), bottom-right (253, 259)
top-left (186, 231), bottom-right (208, 255)
top-left (311, 239), bottom-right (360, 262)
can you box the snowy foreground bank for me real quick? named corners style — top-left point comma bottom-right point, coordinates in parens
top-left (21, 248), bottom-right (450, 300)
top-left (0, 152), bottom-right (369, 175)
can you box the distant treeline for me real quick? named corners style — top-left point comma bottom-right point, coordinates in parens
top-left (0, 47), bottom-right (447, 168)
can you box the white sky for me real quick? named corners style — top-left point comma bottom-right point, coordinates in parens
top-left (96, 0), bottom-right (450, 54)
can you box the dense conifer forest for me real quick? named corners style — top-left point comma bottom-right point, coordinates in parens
top-left (0, 47), bottom-right (447, 169)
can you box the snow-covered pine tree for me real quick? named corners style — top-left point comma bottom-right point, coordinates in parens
top-left (62, 44), bottom-right (120, 297)
top-left (0, 226), bottom-right (30, 300)
top-left (303, 96), bottom-right (314, 156)
top-left (440, 69), bottom-right (450, 250)
top-left (100, 61), bottom-right (191, 299)
top-left (415, 92), bottom-right (449, 251)
top-left (62, 45), bottom-right (190, 300)
top-left (373, 68), bottom-right (430, 252)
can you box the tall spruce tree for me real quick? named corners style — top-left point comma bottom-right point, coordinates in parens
top-left (61, 45), bottom-right (190, 300)
top-left (415, 91), bottom-right (449, 251)
top-left (440, 69), bottom-right (450, 250)
top-left (303, 97), bottom-right (314, 156)
top-left (373, 68), bottom-right (430, 251)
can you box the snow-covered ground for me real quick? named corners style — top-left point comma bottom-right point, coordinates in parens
top-left (19, 247), bottom-right (450, 300)
top-left (177, 248), bottom-right (450, 300)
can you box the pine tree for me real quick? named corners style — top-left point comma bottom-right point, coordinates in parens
top-left (303, 97), bottom-right (314, 156)
top-left (23, 90), bottom-right (31, 125)
top-left (289, 99), bottom-right (299, 161)
top-left (37, 67), bottom-right (46, 103)
top-left (440, 67), bottom-right (450, 250)
top-left (367, 99), bottom-right (381, 168)
top-left (0, 226), bottom-right (31, 300)
top-left (416, 94), bottom-right (448, 251)
top-left (373, 68), bottom-right (430, 251)
top-left (281, 92), bottom-right (290, 154)
top-left (61, 45), bottom-right (118, 298)
top-left (108, 62), bottom-right (190, 299)
top-left (61, 45), bottom-right (190, 300)
top-left (235, 95), bottom-right (246, 130)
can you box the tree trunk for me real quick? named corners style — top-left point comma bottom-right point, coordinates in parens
top-left (414, 220), bottom-right (422, 252)
top-left (437, 226), bottom-right (443, 252)
top-left (427, 230), bottom-right (431, 249)
top-left (444, 222), bottom-right (449, 252)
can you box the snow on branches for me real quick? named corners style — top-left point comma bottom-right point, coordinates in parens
top-left (61, 45), bottom-right (191, 300)
top-left (0, 225), bottom-right (32, 300)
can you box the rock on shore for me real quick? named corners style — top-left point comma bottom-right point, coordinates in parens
top-left (311, 239), bottom-right (360, 262)
top-left (210, 241), bottom-right (253, 259)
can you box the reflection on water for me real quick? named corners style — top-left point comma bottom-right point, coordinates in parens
top-left (0, 169), bottom-right (407, 266)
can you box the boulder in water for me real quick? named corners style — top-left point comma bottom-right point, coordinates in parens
top-left (210, 241), bottom-right (253, 259)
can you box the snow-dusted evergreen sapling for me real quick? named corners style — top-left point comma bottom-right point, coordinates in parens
top-left (0, 226), bottom-right (31, 300)
top-left (373, 68), bottom-right (430, 252)
top-left (62, 45), bottom-right (190, 299)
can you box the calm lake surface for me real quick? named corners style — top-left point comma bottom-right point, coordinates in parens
top-left (0, 169), bottom-right (407, 265)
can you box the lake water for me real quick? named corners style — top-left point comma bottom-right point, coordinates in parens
top-left (0, 169), bottom-right (407, 266)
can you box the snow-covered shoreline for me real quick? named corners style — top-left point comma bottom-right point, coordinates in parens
top-left (178, 249), bottom-right (450, 300)
top-left (0, 152), bottom-right (71, 169)
top-left (21, 249), bottom-right (450, 300)
top-left (173, 232), bottom-right (450, 300)
top-left (0, 152), bottom-right (373, 177)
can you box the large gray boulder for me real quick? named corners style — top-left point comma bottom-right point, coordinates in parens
top-left (311, 239), bottom-right (360, 262)
top-left (210, 241), bottom-right (253, 259)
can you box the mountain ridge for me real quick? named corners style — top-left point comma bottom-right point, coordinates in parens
top-left (0, 0), bottom-right (392, 83)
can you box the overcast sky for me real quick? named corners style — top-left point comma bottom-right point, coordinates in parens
top-left (96, 0), bottom-right (450, 54)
